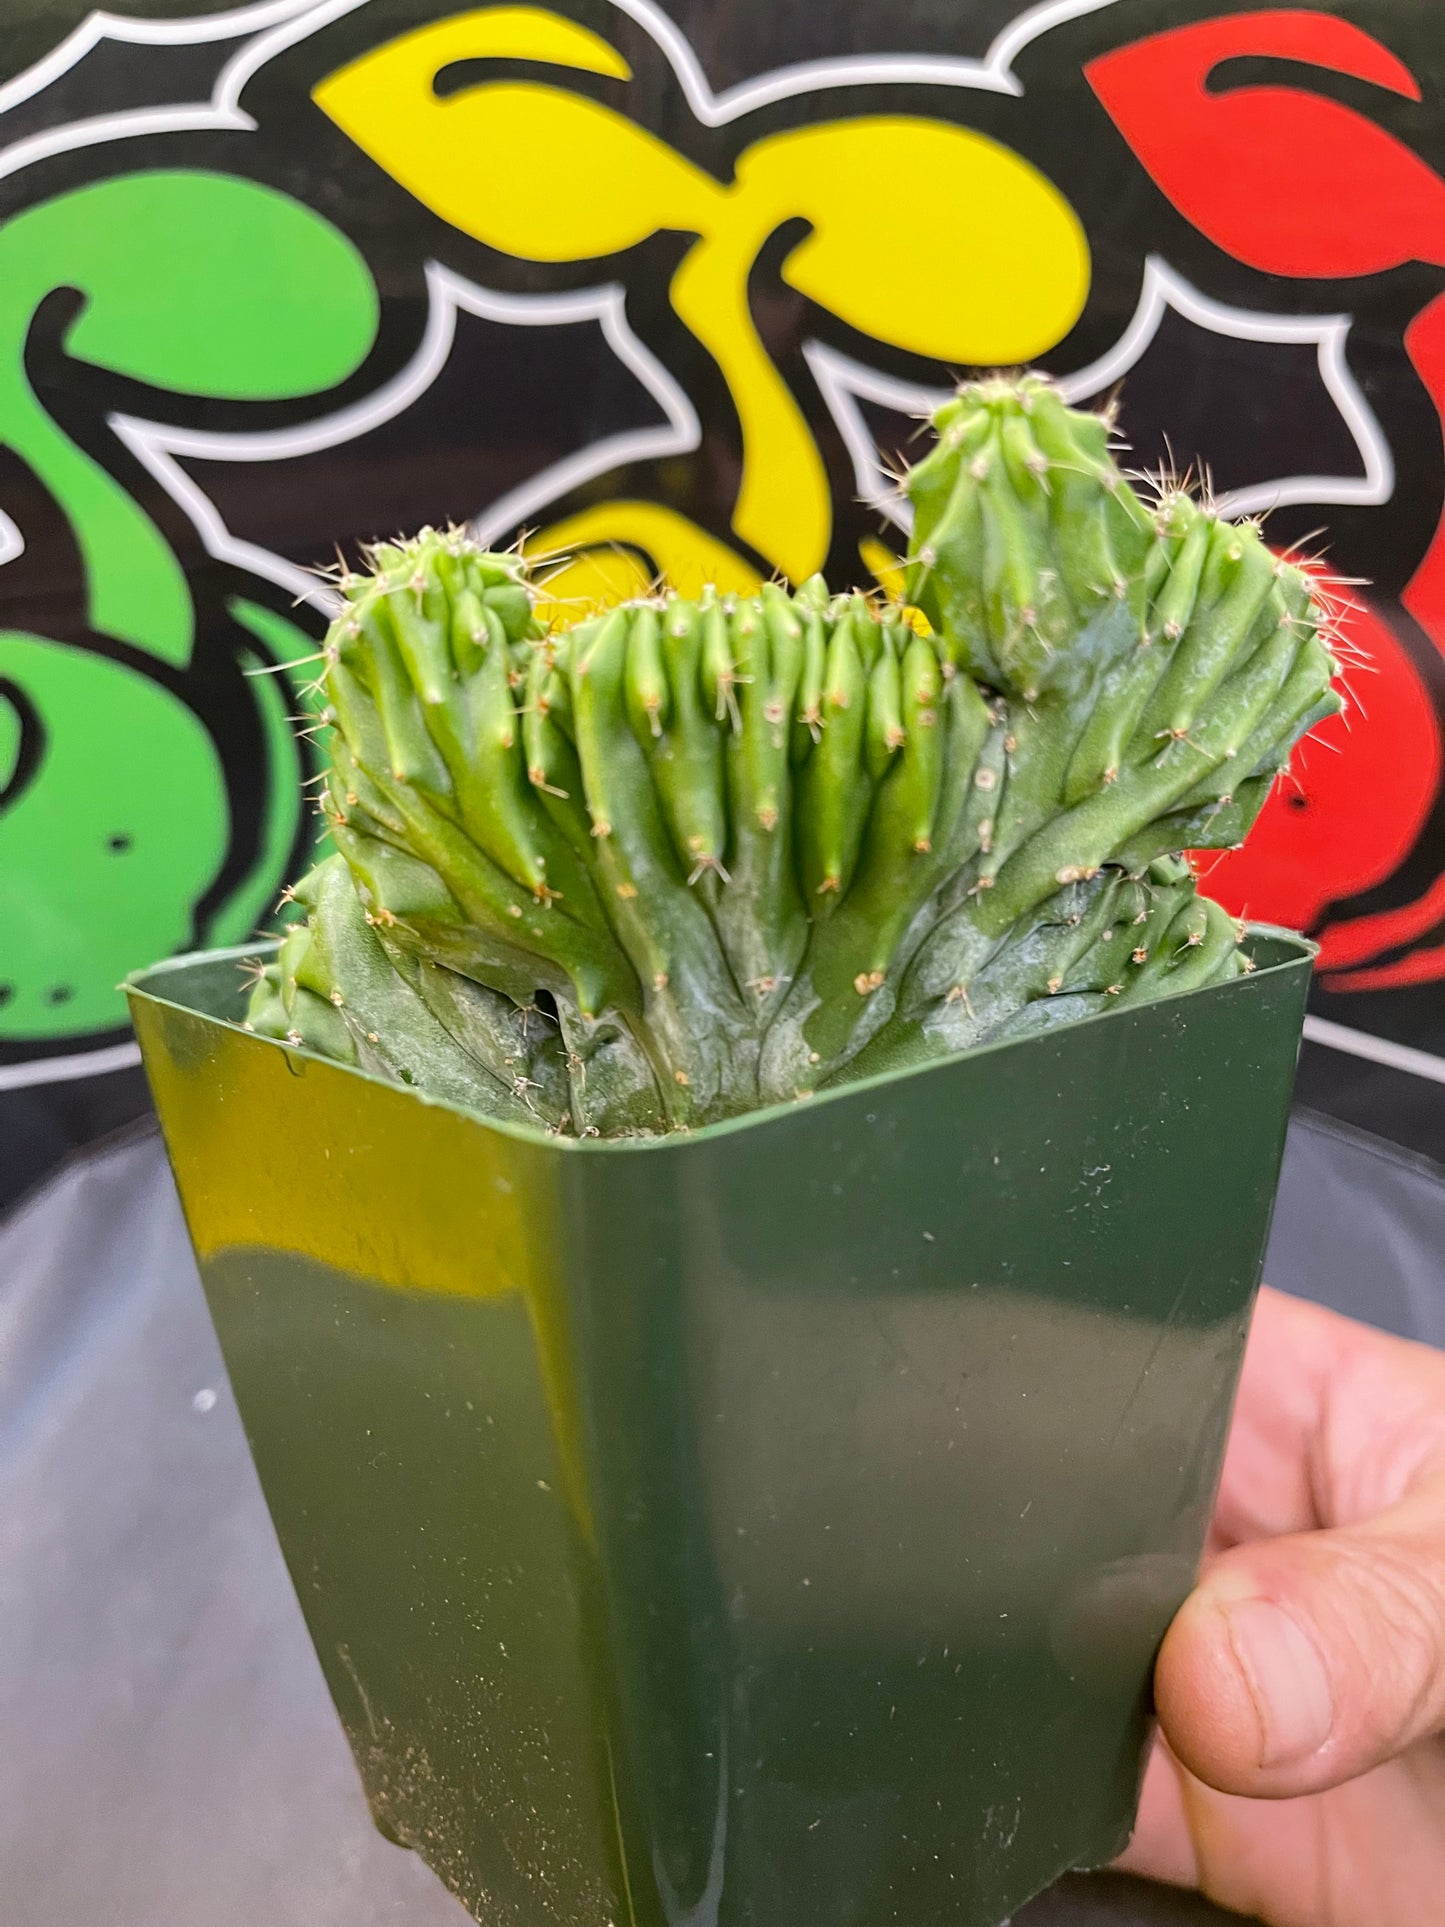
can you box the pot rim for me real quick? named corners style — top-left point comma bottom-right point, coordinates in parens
top-left (126, 925), bottom-right (1317, 1157)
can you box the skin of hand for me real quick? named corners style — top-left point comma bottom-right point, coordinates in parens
top-left (1117, 1283), bottom-right (1445, 1927)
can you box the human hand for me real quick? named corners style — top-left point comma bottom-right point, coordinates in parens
top-left (1118, 1284), bottom-right (1445, 1926)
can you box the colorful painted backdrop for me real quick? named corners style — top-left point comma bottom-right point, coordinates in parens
top-left (2, 0), bottom-right (1443, 1089)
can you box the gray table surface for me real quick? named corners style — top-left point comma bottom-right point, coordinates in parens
top-left (2, 1108), bottom-right (1442, 1927)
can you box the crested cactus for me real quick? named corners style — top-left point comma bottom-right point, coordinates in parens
top-left (247, 375), bottom-right (1342, 1134)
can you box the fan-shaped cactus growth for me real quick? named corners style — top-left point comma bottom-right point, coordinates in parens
top-left (248, 376), bottom-right (1342, 1134)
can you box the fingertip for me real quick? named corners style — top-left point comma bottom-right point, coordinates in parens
top-left (1158, 1558), bottom-right (1350, 1798)
top-left (1153, 1588), bottom-right (1283, 1795)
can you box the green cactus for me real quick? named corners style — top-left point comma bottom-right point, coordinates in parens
top-left (247, 375), bottom-right (1341, 1135)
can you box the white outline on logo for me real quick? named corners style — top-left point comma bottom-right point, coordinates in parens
top-left (0, 0), bottom-right (1128, 184)
top-left (0, 0), bottom-right (1390, 600)
top-left (0, 505), bottom-right (24, 565)
top-left (1063, 256), bottom-right (1394, 520)
top-left (0, 0), bottom-right (317, 119)
top-left (214, 0), bottom-right (1127, 118)
top-left (807, 255), bottom-right (1393, 532)
top-left (0, 0), bottom-right (1129, 617)
top-left (111, 263), bottom-right (699, 612)
top-left (0, 0), bottom-right (1416, 1086)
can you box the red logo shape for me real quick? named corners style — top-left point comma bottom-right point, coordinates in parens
top-left (1085, 11), bottom-right (1445, 278)
top-left (1092, 11), bottom-right (1445, 985)
top-left (1199, 601), bottom-right (1440, 960)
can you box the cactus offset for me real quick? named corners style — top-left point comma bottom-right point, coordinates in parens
top-left (247, 380), bottom-right (1342, 1135)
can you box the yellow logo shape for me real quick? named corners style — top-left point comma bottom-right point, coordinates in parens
top-left (315, 6), bottom-right (1090, 600)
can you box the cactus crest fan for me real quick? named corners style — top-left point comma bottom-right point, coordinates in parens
top-left (248, 377), bottom-right (1343, 1135)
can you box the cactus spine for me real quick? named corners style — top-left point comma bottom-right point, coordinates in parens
top-left (248, 376), bottom-right (1342, 1134)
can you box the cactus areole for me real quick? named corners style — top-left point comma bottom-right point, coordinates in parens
top-left (247, 374), bottom-right (1342, 1135)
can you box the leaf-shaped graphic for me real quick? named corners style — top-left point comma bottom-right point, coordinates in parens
top-left (0, 632), bottom-right (228, 1038)
top-left (526, 501), bottom-right (762, 619)
top-left (1086, 11), bottom-right (1445, 278)
top-left (316, 9), bottom-right (708, 258)
top-left (318, 7), bottom-right (1087, 583)
top-left (0, 171), bottom-right (378, 664)
top-left (746, 117), bottom-right (1087, 364)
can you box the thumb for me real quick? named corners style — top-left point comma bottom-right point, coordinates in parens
top-left (1155, 1480), bottom-right (1445, 1798)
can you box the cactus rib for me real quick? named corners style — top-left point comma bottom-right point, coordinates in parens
top-left (245, 382), bottom-right (1340, 1133)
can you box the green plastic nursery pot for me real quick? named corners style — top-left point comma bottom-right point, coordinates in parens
top-left (129, 931), bottom-right (1313, 1927)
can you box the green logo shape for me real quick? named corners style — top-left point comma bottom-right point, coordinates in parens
top-left (0, 169), bottom-right (380, 666)
top-left (0, 170), bottom-right (381, 1043)
top-left (0, 632), bottom-right (228, 1038)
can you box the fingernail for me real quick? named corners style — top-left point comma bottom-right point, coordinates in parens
top-left (1222, 1597), bottom-right (1334, 1767)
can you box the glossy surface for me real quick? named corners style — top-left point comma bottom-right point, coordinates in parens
top-left (129, 936), bottom-right (1314, 1927)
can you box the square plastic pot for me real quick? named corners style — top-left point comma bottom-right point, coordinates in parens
top-left (128, 930), bottom-right (1313, 1927)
